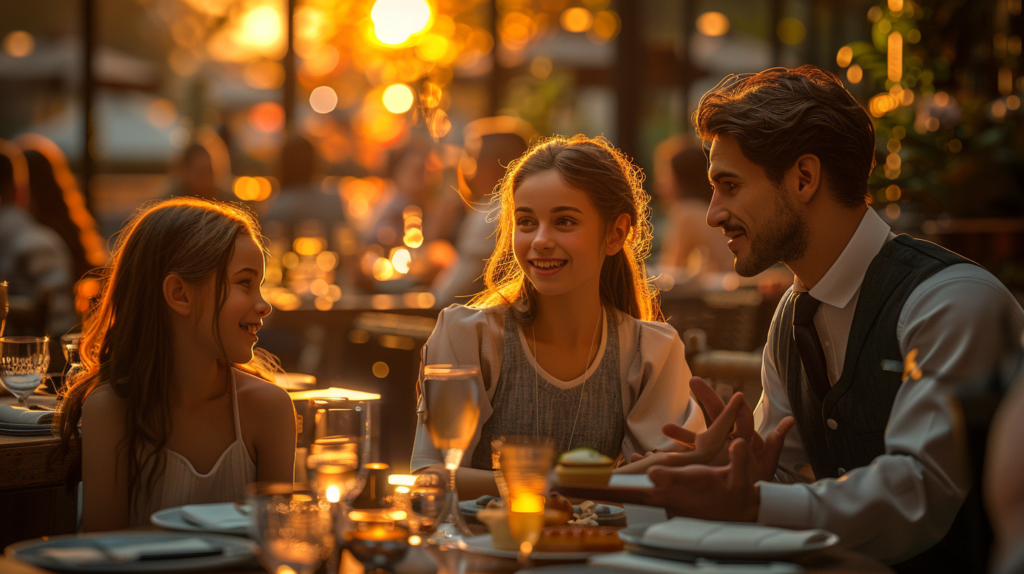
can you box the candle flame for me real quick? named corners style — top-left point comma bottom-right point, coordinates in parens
top-left (326, 485), bottom-right (341, 503)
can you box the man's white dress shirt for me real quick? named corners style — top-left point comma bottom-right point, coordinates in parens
top-left (754, 208), bottom-right (1024, 564)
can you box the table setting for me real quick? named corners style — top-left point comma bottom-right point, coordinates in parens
top-left (1, 362), bottom-right (891, 574)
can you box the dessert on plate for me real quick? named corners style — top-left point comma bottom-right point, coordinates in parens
top-left (554, 447), bottom-right (615, 486)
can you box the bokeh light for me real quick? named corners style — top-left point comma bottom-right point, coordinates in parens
top-left (249, 102), bottom-right (285, 133)
top-left (3, 31), bottom-right (35, 58)
top-left (847, 64), bottom-right (863, 84)
top-left (239, 6), bottom-right (282, 47)
top-left (561, 8), bottom-right (594, 33)
top-left (310, 86), bottom-right (339, 113)
top-left (696, 12), bottom-right (729, 37)
top-left (371, 0), bottom-right (432, 45)
top-left (382, 84), bottom-right (415, 113)
top-left (836, 46), bottom-right (853, 68)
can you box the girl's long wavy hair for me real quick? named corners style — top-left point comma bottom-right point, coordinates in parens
top-left (54, 198), bottom-right (279, 502)
top-left (468, 134), bottom-right (659, 322)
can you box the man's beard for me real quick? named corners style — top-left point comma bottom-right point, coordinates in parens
top-left (734, 187), bottom-right (809, 277)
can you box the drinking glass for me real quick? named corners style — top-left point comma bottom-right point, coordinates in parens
top-left (0, 282), bottom-right (8, 337)
top-left (343, 508), bottom-right (410, 573)
top-left (407, 474), bottom-right (444, 536)
top-left (496, 436), bottom-right (556, 566)
top-left (0, 336), bottom-right (50, 406)
top-left (422, 365), bottom-right (481, 540)
top-left (248, 483), bottom-right (334, 574)
top-left (306, 398), bottom-right (369, 505)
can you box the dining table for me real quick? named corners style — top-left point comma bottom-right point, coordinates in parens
top-left (0, 525), bottom-right (895, 574)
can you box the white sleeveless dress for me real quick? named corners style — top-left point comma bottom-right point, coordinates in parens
top-left (130, 369), bottom-right (257, 526)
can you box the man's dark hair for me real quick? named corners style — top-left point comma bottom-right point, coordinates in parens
top-left (693, 65), bottom-right (876, 208)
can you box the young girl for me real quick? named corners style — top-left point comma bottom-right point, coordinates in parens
top-left (56, 198), bottom-right (295, 531)
top-left (410, 135), bottom-right (705, 498)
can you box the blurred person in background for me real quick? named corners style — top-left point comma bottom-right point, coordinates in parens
top-left (166, 143), bottom-right (230, 202)
top-left (262, 134), bottom-right (345, 249)
top-left (657, 144), bottom-right (734, 275)
top-left (985, 344), bottom-right (1024, 574)
top-left (18, 135), bottom-right (108, 283)
top-left (0, 140), bottom-right (76, 339)
top-left (432, 117), bottom-right (532, 306)
top-left (368, 138), bottom-right (436, 251)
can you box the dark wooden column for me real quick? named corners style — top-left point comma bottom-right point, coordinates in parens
top-left (487, 0), bottom-right (504, 116)
top-left (81, 0), bottom-right (95, 210)
top-left (283, 0), bottom-right (297, 129)
top-left (615, 0), bottom-right (643, 159)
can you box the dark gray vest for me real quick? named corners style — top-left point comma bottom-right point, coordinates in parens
top-left (772, 234), bottom-right (980, 572)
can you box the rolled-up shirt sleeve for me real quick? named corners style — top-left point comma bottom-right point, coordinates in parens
top-left (757, 265), bottom-right (1024, 564)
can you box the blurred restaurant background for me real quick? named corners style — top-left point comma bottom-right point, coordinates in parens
top-left (2, 0), bottom-right (1023, 472)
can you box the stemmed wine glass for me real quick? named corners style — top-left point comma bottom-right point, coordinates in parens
top-left (422, 365), bottom-right (481, 540)
top-left (247, 483), bottom-right (334, 574)
top-left (0, 336), bottom-right (50, 406)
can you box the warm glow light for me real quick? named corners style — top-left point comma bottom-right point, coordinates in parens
top-left (326, 485), bottom-right (341, 503)
top-left (415, 34), bottom-right (450, 62)
top-left (696, 12), bottom-right (730, 36)
top-left (934, 91), bottom-right (950, 107)
top-left (310, 86), bottom-right (339, 114)
top-left (426, 108), bottom-right (451, 138)
top-left (530, 56), bottom-right (553, 79)
top-left (388, 474), bottom-right (418, 486)
top-left (390, 248), bottom-right (412, 274)
top-left (885, 184), bottom-right (901, 202)
top-left (510, 493), bottom-right (545, 513)
top-left (294, 237), bottom-right (325, 256)
top-left (409, 535), bottom-right (422, 545)
top-left (847, 64), bottom-right (863, 84)
top-left (888, 0), bottom-right (904, 10)
top-left (371, 0), bottom-right (432, 45)
top-left (373, 361), bottom-right (390, 378)
top-left (403, 228), bottom-right (424, 248)
top-left (560, 8), bottom-right (594, 33)
top-left (373, 257), bottom-right (396, 280)
top-left (240, 6), bottom-right (282, 47)
top-left (420, 82), bottom-right (442, 108)
top-left (249, 102), bottom-right (285, 133)
top-left (1008, 95), bottom-right (1021, 110)
top-left (287, 387), bottom-right (381, 401)
top-left (3, 31), bottom-right (35, 58)
top-left (382, 84), bottom-right (415, 114)
top-left (837, 46), bottom-right (853, 68)
top-left (887, 32), bottom-right (903, 82)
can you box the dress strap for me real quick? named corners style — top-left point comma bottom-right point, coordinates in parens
top-left (229, 368), bottom-right (243, 441)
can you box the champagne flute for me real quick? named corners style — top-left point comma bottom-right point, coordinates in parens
top-left (0, 336), bottom-right (50, 406)
top-left (497, 436), bottom-right (556, 566)
top-left (422, 365), bottom-right (481, 540)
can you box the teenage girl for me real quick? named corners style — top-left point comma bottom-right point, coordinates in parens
top-left (410, 135), bottom-right (706, 498)
top-left (57, 198), bottom-right (295, 531)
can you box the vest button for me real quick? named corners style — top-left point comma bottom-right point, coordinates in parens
top-left (826, 418), bottom-right (838, 430)
top-left (838, 467), bottom-right (846, 475)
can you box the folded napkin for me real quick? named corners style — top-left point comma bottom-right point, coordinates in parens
top-left (0, 403), bottom-right (54, 425)
top-left (37, 538), bottom-right (221, 565)
top-left (644, 518), bottom-right (832, 555)
top-left (180, 503), bottom-right (251, 530)
top-left (590, 552), bottom-right (802, 573)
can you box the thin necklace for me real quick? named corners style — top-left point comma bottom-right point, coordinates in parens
top-left (531, 307), bottom-right (602, 452)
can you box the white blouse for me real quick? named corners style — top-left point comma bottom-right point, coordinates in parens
top-left (410, 304), bottom-right (705, 471)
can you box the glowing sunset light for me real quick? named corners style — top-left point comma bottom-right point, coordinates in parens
top-left (240, 6), bottom-right (282, 47)
top-left (382, 84), bottom-right (415, 113)
top-left (371, 0), bottom-right (432, 45)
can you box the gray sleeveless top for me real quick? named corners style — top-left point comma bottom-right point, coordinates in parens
top-left (470, 308), bottom-right (624, 469)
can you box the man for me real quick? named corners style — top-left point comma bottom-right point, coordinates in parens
top-left (636, 66), bottom-right (1024, 571)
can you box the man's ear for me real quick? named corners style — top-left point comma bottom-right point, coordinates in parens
top-left (163, 273), bottom-right (192, 316)
top-left (788, 154), bottom-right (821, 205)
top-left (605, 213), bottom-right (631, 256)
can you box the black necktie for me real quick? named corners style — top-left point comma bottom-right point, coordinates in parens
top-left (793, 292), bottom-right (831, 402)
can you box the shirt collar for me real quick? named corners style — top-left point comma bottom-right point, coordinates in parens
top-left (795, 208), bottom-right (891, 309)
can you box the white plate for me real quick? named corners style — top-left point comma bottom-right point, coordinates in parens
top-left (459, 534), bottom-right (600, 561)
top-left (151, 506), bottom-right (250, 536)
top-left (618, 523), bottom-right (840, 561)
top-left (5, 532), bottom-right (259, 573)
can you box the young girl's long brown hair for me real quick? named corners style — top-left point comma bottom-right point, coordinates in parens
top-left (55, 198), bottom-right (279, 503)
top-left (468, 134), bottom-right (659, 322)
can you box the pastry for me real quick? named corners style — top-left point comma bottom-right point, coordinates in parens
top-left (554, 448), bottom-right (614, 486)
top-left (533, 525), bottom-right (624, 553)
